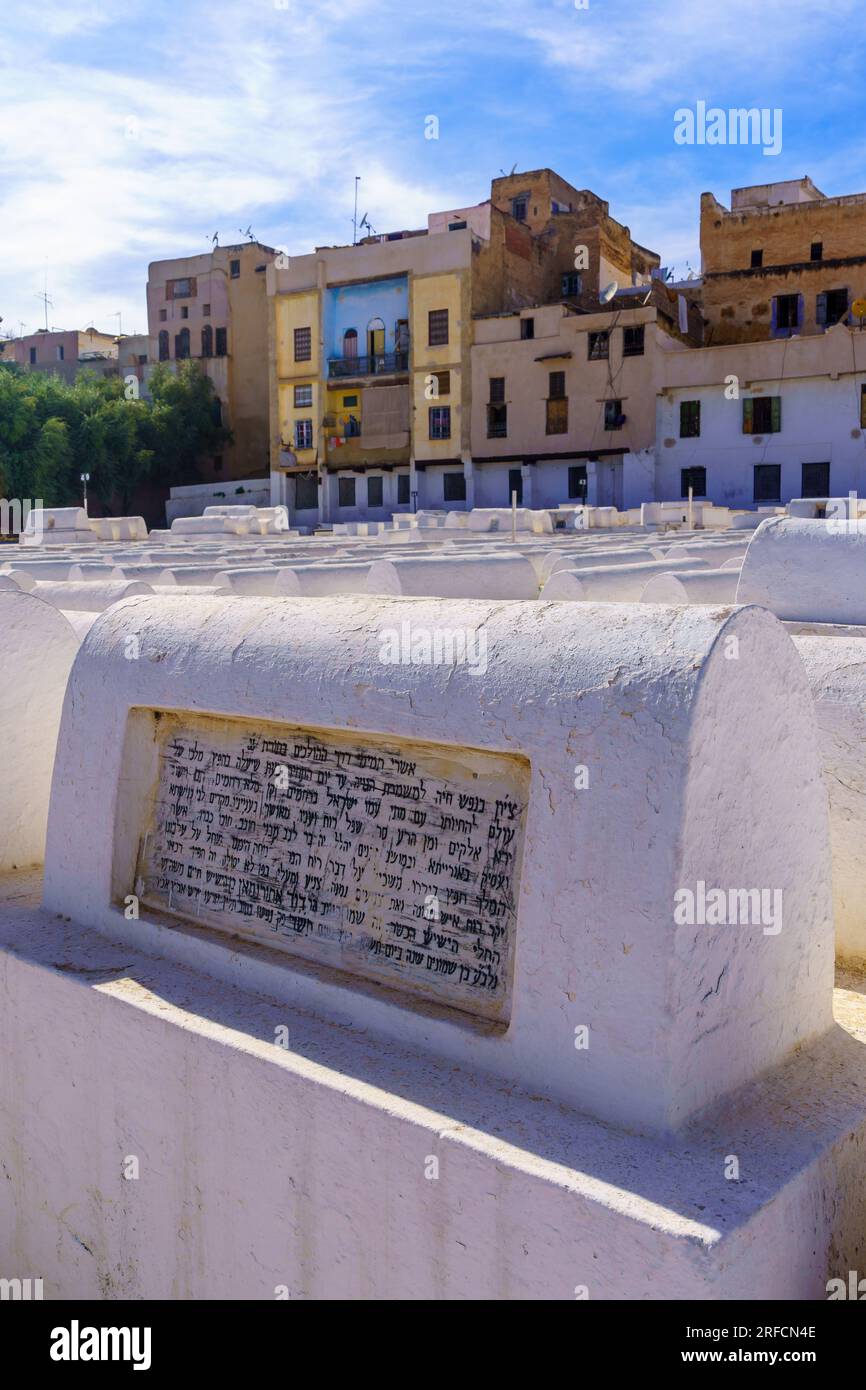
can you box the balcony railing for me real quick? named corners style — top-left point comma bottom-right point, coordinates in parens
top-left (328, 351), bottom-right (408, 379)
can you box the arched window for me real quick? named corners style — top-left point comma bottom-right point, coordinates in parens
top-left (343, 327), bottom-right (358, 358)
top-left (175, 328), bottom-right (190, 360)
top-left (201, 325), bottom-right (213, 358)
top-left (158, 330), bottom-right (169, 361)
top-left (367, 316), bottom-right (386, 368)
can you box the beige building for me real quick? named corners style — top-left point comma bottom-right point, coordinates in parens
top-left (701, 177), bottom-right (866, 344)
top-left (471, 281), bottom-right (701, 509)
top-left (147, 241), bottom-right (278, 482)
top-left (0, 327), bottom-right (118, 384)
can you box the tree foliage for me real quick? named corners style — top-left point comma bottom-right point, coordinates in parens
top-left (0, 360), bottom-right (230, 512)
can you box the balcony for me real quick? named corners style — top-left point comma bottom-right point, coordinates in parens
top-left (328, 351), bottom-right (408, 380)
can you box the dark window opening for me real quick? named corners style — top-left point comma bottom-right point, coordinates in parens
top-left (367, 475), bottom-right (384, 508)
top-left (443, 471), bottom-right (466, 502)
top-left (175, 328), bottom-right (190, 360)
top-left (568, 464), bottom-right (587, 500)
top-left (338, 476), bottom-right (356, 508)
top-left (215, 327), bottom-right (227, 356)
top-left (743, 396), bottom-right (781, 434)
top-left (681, 466), bottom-right (706, 497)
top-left (802, 462), bottom-right (830, 498)
top-left (680, 400), bottom-right (701, 438)
top-left (604, 400), bottom-right (624, 430)
top-left (754, 464), bottom-right (781, 503)
top-left (623, 325), bottom-right (645, 357)
top-left (548, 370), bottom-right (566, 399)
top-left (487, 404), bottom-right (507, 438)
top-left (397, 473), bottom-right (410, 504)
top-left (489, 376), bottom-right (505, 403)
top-left (561, 273), bottom-right (581, 297)
top-left (751, 249), bottom-right (763, 268)
top-left (817, 287), bottom-right (849, 327)
top-left (429, 406), bottom-right (451, 440)
top-left (180, 306), bottom-right (189, 319)
top-left (29, 347), bottom-right (36, 364)
top-left (520, 317), bottom-right (534, 340)
top-left (159, 309), bottom-right (167, 322)
top-left (230, 259), bottom-right (240, 279)
top-left (511, 196), bottom-right (528, 223)
top-left (811, 242), bottom-right (823, 262)
top-left (201, 325), bottom-right (213, 358)
top-left (158, 330), bottom-right (169, 361)
top-left (428, 309), bottom-right (449, 346)
top-left (508, 468), bottom-right (523, 505)
top-left (294, 326), bottom-right (312, 361)
top-left (588, 331), bottom-right (609, 360)
top-left (295, 473), bottom-right (318, 510)
top-left (773, 293), bottom-right (800, 333)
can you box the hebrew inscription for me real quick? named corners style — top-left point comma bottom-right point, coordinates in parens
top-left (130, 712), bottom-right (529, 1021)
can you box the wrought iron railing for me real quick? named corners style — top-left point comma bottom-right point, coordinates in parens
top-left (328, 351), bottom-right (408, 378)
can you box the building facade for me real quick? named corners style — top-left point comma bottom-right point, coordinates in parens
top-left (0, 327), bottom-right (118, 383)
top-left (656, 324), bottom-right (866, 507)
top-left (701, 178), bottom-right (866, 345)
top-left (471, 282), bottom-right (701, 510)
top-left (268, 170), bottom-right (662, 525)
top-left (147, 241), bottom-right (277, 482)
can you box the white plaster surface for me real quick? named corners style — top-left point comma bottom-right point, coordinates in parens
top-left (737, 516), bottom-right (866, 623)
top-left (43, 594), bottom-right (832, 1134)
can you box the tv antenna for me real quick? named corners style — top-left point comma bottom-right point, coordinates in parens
top-left (239, 225), bottom-right (255, 242)
top-left (210, 231), bottom-right (219, 248)
top-left (352, 175), bottom-right (360, 244)
top-left (358, 212), bottom-right (376, 239)
top-left (36, 286), bottom-right (53, 331)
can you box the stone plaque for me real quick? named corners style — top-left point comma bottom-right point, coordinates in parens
top-left (128, 711), bottom-right (529, 1022)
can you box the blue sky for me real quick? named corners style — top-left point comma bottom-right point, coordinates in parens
top-left (1, 0), bottom-right (864, 339)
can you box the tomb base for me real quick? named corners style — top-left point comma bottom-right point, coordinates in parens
top-left (1, 870), bottom-right (865, 1301)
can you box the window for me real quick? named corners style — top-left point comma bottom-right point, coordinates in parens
top-left (342, 394), bottom-right (358, 407)
top-left (29, 347), bottom-right (36, 364)
top-left (296, 473), bottom-right (318, 510)
top-left (230, 259), bottom-right (240, 279)
top-left (489, 377), bottom-right (505, 403)
top-left (294, 326), bottom-right (312, 361)
top-left (754, 464), bottom-right (782, 502)
top-left (344, 413), bottom-right (360, 437)
top-left (338, 476), bottom-right (356, 508)
top-left (203, 303), bottom-right (211, 317)
top-left (430, 370), bottom-right (451, 397)
top-left (367, 475), bottom-right (384, 508)
top-left (561, 273), bottom-right (581, 297)
top-left (180, 306), bottom-right (189, 320)
top-left (811, 242), bottom-right (823, 262)
top-left (201, 325), bottom-right (213, 358)
top-left (159, 309), bottom-right (167, 322)
top-left (751, 249), bottom-right (763, 268)
top-left (507, 468), bottom-right (523, 505)
top-left (520, 317), bottom-right (534, 340)
top-left (443, 472), bottom-right (466, 502)
top-left (448, 220), bottom-right (467, 231)
top-left (588, 331), bottom-right (609, 360)
top-left (342, 328), bottom-right (358, 358)
top-left (175, 328), bottom-right (190, 359)
top-left (294, 384), bottom-right (313, 408)
top-left (680, 400), bottom-right (701, 438)
top-left (681, 466), bottom-right (706, 497)
top-left (487, 404), bottom-right (507, 438)
top-left (568, 465), bottom-right (587, 500)
top-left (604, 400), bottom-right (624, 430)
top-left (295, 419), bottom-right (314, 450)
top-left (428, 309), bottom-right (449, 346)
top-left (137, 354), bottom-right (147, 365)
top-left (817, 288), bottom-right (849, 327)
top-left (158, 330), bottom-right (169, 361)
top-left (429, 405), bottom-right (451, 439)
top-left (623, 325), bottom-right (645, 357)
top-left (511, 195), bottom-right (528, 223)
top-left (56, 345), bottom-right (64, 361)
top-left (548, 371), bottom-right (566, 399)
top-left (802, 462), bottom-right (830, 497)
top-left (743, 396), bottom-right (781, 434)
top-left (397, 473), bottom-right (410, 504)
top-left (169, 277), bottom-right (193, 299)
top-left (215, 327), bottom-right (227, 356)
top-left (773, 293), bottom-right (801, 335)
top-left (546, 398), bottom-right (568, 434)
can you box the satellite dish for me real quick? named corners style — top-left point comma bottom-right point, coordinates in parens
top-left (600, 281), bottom-right (619, 304)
